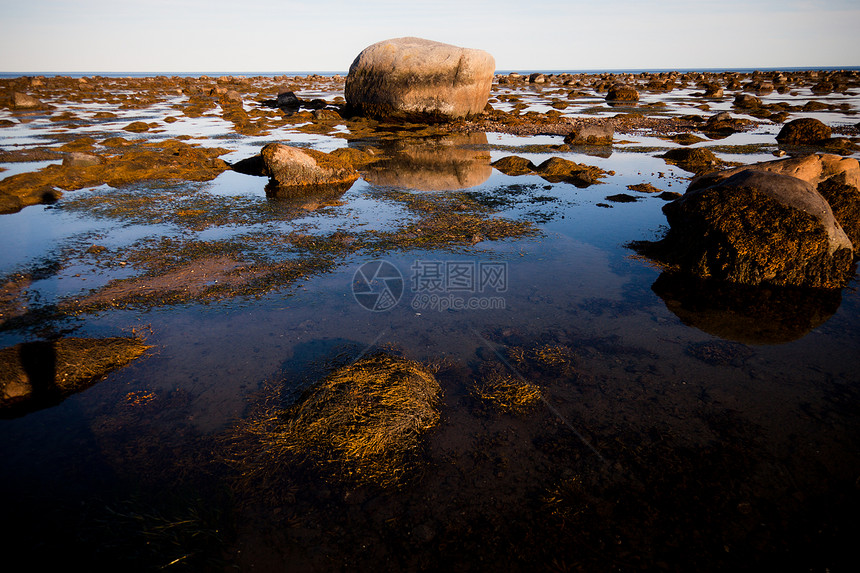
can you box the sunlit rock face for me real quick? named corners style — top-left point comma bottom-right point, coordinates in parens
top-left (345, 37), bottom-right (495, 121)
top-left (359, 133), bottom-right (492, 191)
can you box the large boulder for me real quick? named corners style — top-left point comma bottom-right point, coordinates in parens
top-left (653, 169), bottom-right (854, 288)
top-left (344, 37), bottom-right (495, 121)
top-left (260, 143), bottom-right (359, 190)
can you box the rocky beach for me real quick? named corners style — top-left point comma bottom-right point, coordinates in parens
top-left (1, 49), bottom-right (860, 571)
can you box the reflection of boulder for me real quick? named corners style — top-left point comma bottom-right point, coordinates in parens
top-left (360, 133), bottom-right (492, 190)
top-left (1, 337), bottom-right (150, 418)
top-left (265, 179), bottom-right (355, 209)
top-left (652, 272), bottom-right (841, 345)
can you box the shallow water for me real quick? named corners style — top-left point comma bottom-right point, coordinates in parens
top-left (1, 72), bottom-right (859, 572)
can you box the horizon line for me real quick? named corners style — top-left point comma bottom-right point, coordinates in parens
top-left (1, 65), bottom-right (859, 77)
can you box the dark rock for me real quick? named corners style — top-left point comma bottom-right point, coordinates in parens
top-left (529, 73), bottom-right (546, 84)
top-left (605, 193), bottom-right (638, 203)
top-left (817, 177), bottom-right (860, 249)
top-left (492, 156), bottom-right (536, 176)
top-left (276, 90), bottom-right (300, 108)
top-left (345, 37), bottom-right (495, 121)
top-left (645, 169), bottom-right (854, 288)
top-left (733, 94), bottom-right (762, 109)
top-left (534, 157), bottom-right (607, 187)
top-left (776, 117), bottom-right (832, 144)
top-left (230, 154), bottom-right (267, 176)
top-left (123, 121), bottom-right (150, 133)
top-left (606, 84), bottom-right (639, 102)
top-left (661, 147), bottom-right (721, 174)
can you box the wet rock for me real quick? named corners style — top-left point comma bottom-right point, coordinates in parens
top-left (643, 169), bottom-right (854, 288)
top-left (10, 92), bottom-right (44, 109)
top-left (328, 147), bottom-right (380, 169)
top-left (223, 90), bottom-right (243, 104)
top-left (345, 37), bottom-right (495, 121)
top-left (776, 117), bottom-right (832, 144)
top-left (123, 121), bottom-right (150, 133)
top-left (661, 147), bottom-right (721, 174)
top-left (817, 177), bottom-right (860, 249)
top-left (0, 337), bottom-right (150, 417)
top-left (534, 157), bottom-right (607, 187)
top-left (62, 152), bottom-right (102, 168)
top-left (703, 84), bottom-right (724, 98)
top-left (733, 94), bottom-right (762, 109)
top-left (627, 183), bottom-right (662, 194)
top-left (312, 108), bottom-right (342, 121)
top-left (689, 153), bottom-right (860, 194)
top-left (529, 73), bottom-right (547, 84)
top-left (492, 155), bottom-right (536, 176)
top-left (276, 90), bottom-right (299, 108)
top-left (260, 143), bottom-right (359, 190)
top-left (563, 124), bottom-right (614, 145)
top-left (606, 84), bottom-right (639, 102)
top-left (606, 193), bottom-right (638, 203)
top-left (651, 272), bottom-right (841, 345)
top-left (704, 112), bottom-right (734, 132)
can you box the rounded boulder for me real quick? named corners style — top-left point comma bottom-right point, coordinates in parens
top-left (345, 37), bottom-right (495, 121)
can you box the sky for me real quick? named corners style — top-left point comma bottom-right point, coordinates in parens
top-left (0, 0), bottom-right (858, 73)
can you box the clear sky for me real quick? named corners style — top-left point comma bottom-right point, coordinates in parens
top-left (1, 0), bottom-right (858, 73)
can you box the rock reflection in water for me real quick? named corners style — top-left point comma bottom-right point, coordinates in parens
top-left (264, 179), bottom-right (355, 210)
top-left (359, 133), bottom-right (492, 191)
top-left (652, 272), bottom-right (842, 345)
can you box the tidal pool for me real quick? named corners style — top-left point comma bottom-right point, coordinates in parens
top-left (1, 72), bottom-right (859, 572)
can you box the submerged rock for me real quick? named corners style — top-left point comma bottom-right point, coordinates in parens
top-left (344, 37), bottom-right (495, 121)
top-left (0, 337), bottom-right (150, 417)
top-left (260, 143), bottom-right (358, 190)
top-left (776, 117), bottom-right (832, 145)
top-left (238, 353), bottom-right (442, 486)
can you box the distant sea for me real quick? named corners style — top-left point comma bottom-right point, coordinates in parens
top-left (1, 67), bottom-right (859, 79)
